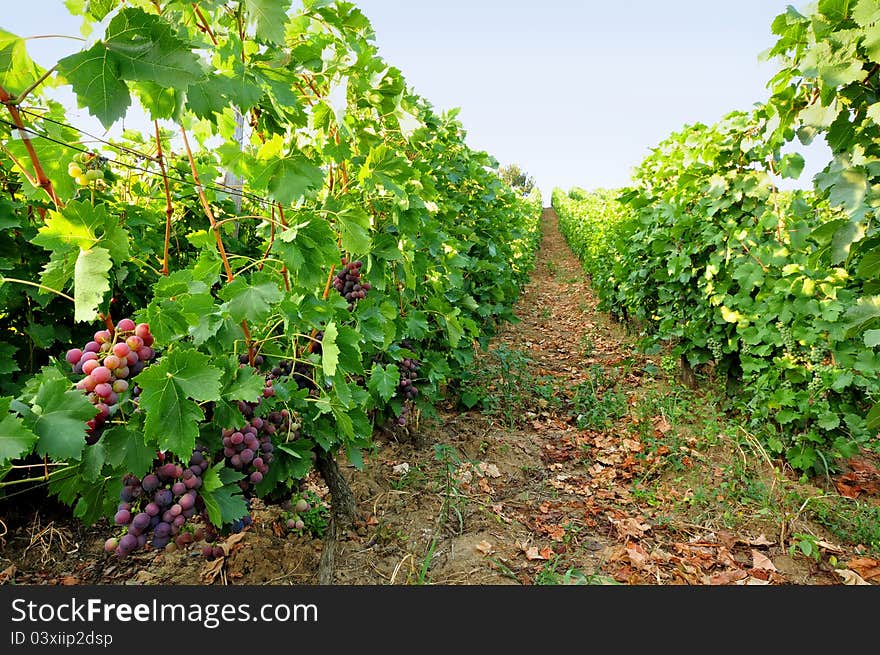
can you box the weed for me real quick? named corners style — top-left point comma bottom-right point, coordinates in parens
top-left (434, 444), bottom-right (465, 533)
top-left (413, 538), bottom-right (437, 584)
top-left (534, 556), bottom-right (619, 585)
top-left (282, 490), bottom-right (330, 539)
top-left (580, 334), bottom-right (595, 359)
top-left (459, 344), bottom-right (559, 427)
top-left (789, 532), bottom-right (823, 562)
top-left (568, 365), bottom-right (627, 430)
top-left (390, 464), bottom-right (427, 491)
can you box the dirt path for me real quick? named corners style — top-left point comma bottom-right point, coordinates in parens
top-left (3, 209), bottom-right (873, 586)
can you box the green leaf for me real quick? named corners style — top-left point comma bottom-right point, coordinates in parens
top-left (867, 403), bottom-right (880, 431)
top-left (337, 207), bottom-right (372, 254)
top-left (818, 412), bottom-right (841, 430)
top-left (854, 0), bottom-right (880, 26)
top-left (0, 342), bottom-right (20, 376)
top-left (73, 246), bottom-right (112, 322)
top-left (104, 8), bottom-right (204, 87)
top-left (221, 365), bottom-right (266, 403)
top-left (818, 0), bottom-right (853, 23)
top-left (81, 439), bottom-right (107, 481)
top-left (843, 295), bottom-right (880, 336)
top-left (857, 245), bottom-right (880, 278)
top-left (34, 202), bottom-right (130, 264)
top-left (443, 312), bottom-right (463, 347)
top-left (34, 204), bottom-right (102, 251)
top-left (27, 375), bottom-right (95, 460)
top-left (778, 153), bottom-right (805, 179)
top-left (0, 396), bottom-right (38, 463)
top-left (830, 221), bottom-right (864, 264)
top-left (265, 156), bottom-right (324, 205)
top-left (135, 349), bottom-right (221, 456)
top-left (200, 463), bottom-right (248, 526)
top-left (219, 274), bottom-right (283, 323)
top-left (865, 329), bottom-right (880, 347)
top-left (321, 321), bottom-right (340, 377)
top-left (368, 363), bottom-right (399, 402)
top-left (0, 29), bottom-right (41, 97)
top-left (57, 43), bottom-right (130, 128)
top-left (99, 425), bottom-right (154, 478)
top-left (244, 0), bottom-right (292, 44)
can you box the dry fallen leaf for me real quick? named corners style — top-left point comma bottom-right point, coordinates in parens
top-left (626, 542), bottom-right (650, 569)
top-left (652, 416), bottom-right (672, 434)
top-left (0, 564), bottom-right (16, 584)
top-left (392, 462), bottom-right (410, 476)
top-left (817, 540), bottom-right (843, 554)
top-left (748, 534), bottom-right (775, 547)
top-left (611, 516), bottom-right (651, 539)
top-left (621, 438), bottom-right (643, 453)
top-left (751, 550), bottom-right (777, 572)
top-left (837, 569), bottom-right (871, 586)
top-left (524, 546), bottom-right (547, 561)
top-left (61, 575), bottom-right (79, 586)
top-left (475, 540), bottom-right (494, 556)
top-left (707, 570), bottom-right (749, 585)
top-left (847, 557), bottom-right (880, 581)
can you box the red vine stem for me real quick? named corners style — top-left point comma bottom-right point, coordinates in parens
top-left (277, 203), bottom-right (290, 292)
top-left (0, 84), bottom-right (61, 209)
top-left (180, 126), bottom-right (255, 364)
top-left (193, 5), bottom-right (218, 45)
top-left (154, 121), bottom-right (173, 276)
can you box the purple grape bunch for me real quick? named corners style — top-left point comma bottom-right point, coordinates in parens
top-left (104, 448), bottom-right (210, 558)
top-left (333, 258), bottom-right (370, 311)
top-left (395, 354), bottom-right (420, 426)
top-left (65, 319), bottom-right (156, 441)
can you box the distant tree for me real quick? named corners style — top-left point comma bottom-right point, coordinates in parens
top-left (499, 163), bottom-right (536, 194)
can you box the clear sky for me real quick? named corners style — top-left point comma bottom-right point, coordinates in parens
top-left (5, 1), bottom-right (826, 201)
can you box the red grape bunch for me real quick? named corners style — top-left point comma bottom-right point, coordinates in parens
top-left (332, 258), bottom-right (370, 311)
top-left (65, 319), bottom-right (156, 441)
top-left (106, 447), bottom-right (210, 558)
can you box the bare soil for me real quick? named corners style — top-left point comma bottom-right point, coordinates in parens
top-left (2, 208), bottom-right (878, 586)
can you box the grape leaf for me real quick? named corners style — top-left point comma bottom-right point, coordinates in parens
top-left (104, 8), bottom-right (204, 87)
top-left (58, 8), bottom-right (204, 127)
top-left (27, 375), bottom-right (96, 461)
top-left (135, 349), bottom-right (222, 456)
top-left (0, 29), bottom-right (41, 97)
top-left (321, 321), bottom-right (340, 377)
top-left (219, 274), bottom-right (283, 323)
top-left (34, 205), bottom-right (101, 251)
top-left (57, 43), bottom-right (131, 128)
top-left (843, 295), bottom-right (880, 335)
top-left (33, 202), bottom-right (130, 264)
top-left (221, 364), bottom-right (266, 403)
top-left (253, 155), bottom-right (324, 205)
top-left (368, 363), bottom-right (399, 402)
top-left (854, 0), bottom-right (880, 25)
top-left (0, 396), bottom-right (37, 463)
top-left (337, 207), bottom-right (372, 254)
top-left (80, 439), bottom-right (107, 481)
top-left (244, 0), bottom-right (292, 45)
top-left (200, 463), bottom-right (248, 526)
top-left (99, 425), bottom-right (154, 478)
top-left (0, 342), bottom-right (20, 376)
top-left (73, 246), bottom-right (112, 322)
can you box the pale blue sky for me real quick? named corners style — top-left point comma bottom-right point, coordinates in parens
top-left (5, 1), bottom-right (825, 201)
